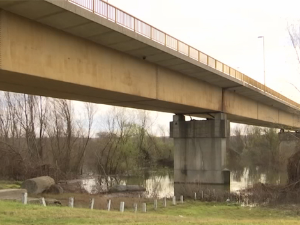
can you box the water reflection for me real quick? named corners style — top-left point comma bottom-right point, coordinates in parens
top-left (82, 168), bottom-right (288, 198)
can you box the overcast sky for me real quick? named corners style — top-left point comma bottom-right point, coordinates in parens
top-left (77, 0), bottom-right (300, 132)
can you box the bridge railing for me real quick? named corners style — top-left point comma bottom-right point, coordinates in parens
top-left (68, 0), bottom-right (300, 109)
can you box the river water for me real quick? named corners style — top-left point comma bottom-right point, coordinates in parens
top-left (82, 168), bottom-right (288, 198)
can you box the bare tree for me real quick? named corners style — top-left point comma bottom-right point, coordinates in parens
top-left (0, 92), bottom-right (50, 179)
top-left (46, 99), bottom-right (95, 179)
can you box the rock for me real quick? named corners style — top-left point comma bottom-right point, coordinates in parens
top-left (21, 176), bottom-right (55, 194)
top-left (58, 179), bottom-right (87, 193)
top-left (0, 189), bottom-right (27, 200)
top-left (109, 185), bottom-right (146, 193)
top-left (44, 184), bottom-right (64, 194)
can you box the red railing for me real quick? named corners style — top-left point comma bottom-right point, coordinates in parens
top-left (68, 0), bottom-right (300, 109)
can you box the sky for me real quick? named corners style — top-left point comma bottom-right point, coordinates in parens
top-left (76, 0), bottom-right (300, 133)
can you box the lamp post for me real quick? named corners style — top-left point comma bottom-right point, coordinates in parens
top-left (258, 36), bottom-right (265, 92)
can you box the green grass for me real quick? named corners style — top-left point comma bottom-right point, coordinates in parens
top-left (0, 181), bottom-right (21, 190)
top-left (0, 200), bottom-right (299, 225)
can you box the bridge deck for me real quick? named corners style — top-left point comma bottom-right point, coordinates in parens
top-left (0, 0), bottom-right (299, 129)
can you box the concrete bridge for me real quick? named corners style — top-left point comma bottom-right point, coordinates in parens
top-left (0, 0), bottom-right (300, 189)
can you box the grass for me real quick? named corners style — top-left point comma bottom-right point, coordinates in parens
top-left (0, 200), bottom-right (300, 225)
top-left (0, 181), bottom-right (21, 190)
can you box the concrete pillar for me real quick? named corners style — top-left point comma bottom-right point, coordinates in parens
top-left (278, 131), bottom-right (300, 181)
top-left (170, 113), bottom-right (230, 195)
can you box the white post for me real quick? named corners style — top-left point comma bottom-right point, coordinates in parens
top-left (120, 202), bottom-right (125, 212)
top-left (172, 196), bottom-right (176, 205)
top-left (142, 203), bottom-right (147, 213)
top-left (90, 198), bottom-right (95, 210)
top-left (107, 199), bottom-right (111, 211)
top-left (180, 195), bottom-right (184, 203)
top-left (69, 197), bottom-right (74, 208)
top-left (40, 197), bottom-right (46, 207)
top-left (133, 203), bottom-right (138, 213)
top-left (194, 192), bottom-right (197, 201)
top-left (22, 192), bottom-right (28, 205)
top-left (163, 197), bottom-right (167, 207)
top-left (154, 199), bottom-right (157, 210)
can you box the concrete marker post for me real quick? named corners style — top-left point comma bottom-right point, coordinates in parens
top-left (90, 198), bottom-right (95, 210)
top-left (180, 195), bottom-right (184, 203)
top-left (22, 192), bottom-right (28, 205)
top-left (107, 199), bottom-right (111, 211)
top-left (213, 189), bottom-right (216, 201)
top-left (69, 197), bottom-right (74, 208)
top-left (133, 203), bottom-right (138, 213)
top-left (172, 196), bottom-right (176, 205)
top-left (154, 199), bottom-right (157, 210)
top-left (120, 202), bottom-right (125, 212)
top-left (163, 197), bottom-right (167, 207)
top-left (201, 190), bottom-right (204, 200)
top-left (40, 197), bottom-right (46, 207)
top-left (142, 203), bottom-right (147, 213)
top-left (194, 192), bottom-right (197, 201)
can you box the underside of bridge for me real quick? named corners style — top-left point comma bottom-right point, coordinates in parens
top-left (0, 9), bottom-right (299, 129)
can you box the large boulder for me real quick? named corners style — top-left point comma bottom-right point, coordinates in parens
top-left (0, 189), bottom-right (27, 200)
top-left (58, 179), bottom-right (87, 193)
top-left (21, 176), bottom-right (55, 194)
top-left (109, 185), bottom-right (146, 193)
top-left (44, 184), bottom-right (64, 194)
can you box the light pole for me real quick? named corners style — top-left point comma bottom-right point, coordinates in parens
top-left (258, 36), bottom-right (265, 92)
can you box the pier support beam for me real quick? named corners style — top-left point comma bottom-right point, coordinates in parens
top-left (170, 113), bottom-right (230, 195)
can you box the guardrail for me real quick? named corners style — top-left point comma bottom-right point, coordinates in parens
top-left (68, 0), bottom-right (300, 109)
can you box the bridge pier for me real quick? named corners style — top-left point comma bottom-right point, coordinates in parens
top-left (170, 113), bottom-right (230, 196)
top-left (278, 131), bottom-right (300, 170)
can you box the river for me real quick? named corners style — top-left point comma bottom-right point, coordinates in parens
top-left (82, 167), bottom-right (288, 198)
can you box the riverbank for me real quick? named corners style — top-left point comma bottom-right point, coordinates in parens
top-left (0, 200), bottom-right (299, 225)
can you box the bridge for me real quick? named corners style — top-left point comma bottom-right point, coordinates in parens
top-left (0, 0), bottom-right (300, 189)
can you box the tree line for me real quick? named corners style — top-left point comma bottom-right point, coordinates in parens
top-left (0, 92), bottom-right (173, 181)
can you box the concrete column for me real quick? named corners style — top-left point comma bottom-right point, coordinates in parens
top-left (278, 131), bottom-right (300, 179)
top-left (170, 113), bottom-right (230, 187)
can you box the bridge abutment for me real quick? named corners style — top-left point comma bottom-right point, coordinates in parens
top-left (170, 113), bottom-right (230, 196)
